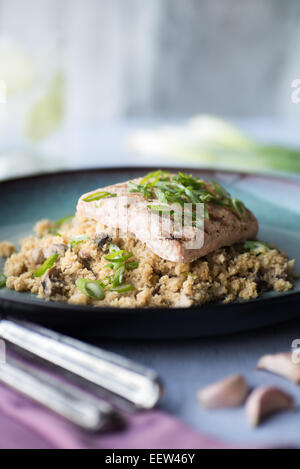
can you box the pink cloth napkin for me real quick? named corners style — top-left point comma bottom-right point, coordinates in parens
top-left (0, 383), bottom-right (233, 449)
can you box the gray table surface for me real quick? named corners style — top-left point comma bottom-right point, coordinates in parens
top-left (97, 317), bottom-right (300, 448)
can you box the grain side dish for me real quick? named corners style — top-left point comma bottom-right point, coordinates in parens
top-left (0, 171), bottom-right (295, 308)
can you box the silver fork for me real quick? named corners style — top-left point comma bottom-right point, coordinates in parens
top-left (0, 319), bottom-right (163, 411)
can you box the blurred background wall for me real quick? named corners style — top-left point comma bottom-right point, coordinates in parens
top-left (1, 0), bottom-right (300, 117)
top-left (0, 0), bottom-right (300, 173)
top-left (65, 0), bottom-right (300, 120)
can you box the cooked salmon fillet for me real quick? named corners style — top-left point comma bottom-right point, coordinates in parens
top-left (76, 175), bottom-right (258, 262)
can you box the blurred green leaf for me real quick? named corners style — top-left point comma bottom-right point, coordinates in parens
top-left (130, 115), bottom-right (300, 175)
top-left (25, 71), bottom-right (64, 141)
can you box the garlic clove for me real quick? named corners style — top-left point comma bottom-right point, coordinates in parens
top-left (257, 352), bottom-right (300, 384)
top-left (246, 386), bottom-right (294, 427)
top-left (197, 373), bottom-right (248, 409)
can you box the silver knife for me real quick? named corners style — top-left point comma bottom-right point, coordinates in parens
top-left (0, 319), bottom-right (163, 410)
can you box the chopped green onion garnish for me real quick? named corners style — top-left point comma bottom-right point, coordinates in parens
top-left (156, 188), bottom-right (169, 204)
top-left (203, 205), bottom-right (210, 220)
top-left (140, 170), bottom-right (169, 184)
top-left (125, 261), bottom-right (139, 270)
top-left (244, 240), bottom-right (270, 254)
top-left (76, 242), bottom-right (140, 297)
top-left (128, 170), bottom-right (247, 221)
top-left (83, 191), bottom-right (116, 202)
top-left (98, 276), bottom-right (112, 288)
top-left (109, 243), bottom-right (120, 253)
top-left (112, 264), bottom-right (125, 287)
top-left (173, 171), bottom-right (204, 189)
top-left (76, 278), bottom-right (105, 300)
top-left (128, 182), bottom-right (153, 198)
top-left (232, 198), bottom-right (246, 218)
top-left (211, 181), bottom-right (230, 198)
top-left (101, 244), bottom-right (138, 293)
top-left (48, 215), bottom-right (74, 235)
top-left (0, 273), bottom-right (6, 288)
top-left (147, 205), bottom-right (174, 214)
top-left (33, 254), bottom-right (59, 277)
top-left (66, 236), bottom-right (139, 298)
top-left (104, 263), bottom-right (115, 269)
top-left (104, 250), bottom-right (132, 262)
top-left (48, 227), bottom-right (58, 234)
top-left (68, 235), bottom-right (89, 249)
top-left (109, 284), bottom-right (134, 293)
top-left (54, 215), bottom-right (74, 226)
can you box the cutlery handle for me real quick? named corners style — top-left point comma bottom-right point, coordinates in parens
top-left (0, 320), bottom-right (163, 409)
top-left (0, 358), bottom-right (119, 431)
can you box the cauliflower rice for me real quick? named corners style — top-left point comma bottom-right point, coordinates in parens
top-left (1, 215), bottom-right (295, 308)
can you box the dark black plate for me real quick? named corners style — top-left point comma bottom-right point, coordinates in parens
top-left (1, 167), bottom-right (299, 338)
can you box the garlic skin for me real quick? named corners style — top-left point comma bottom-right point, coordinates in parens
top-left (197, 374), bottom-right (248, 409)
top-left (257, 352), bottom-right (300, 384)
top-left (246, 386), bottom-right (294, 427)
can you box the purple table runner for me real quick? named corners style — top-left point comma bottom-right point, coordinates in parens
top-left (0, 382), bottom-right (233, 449)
